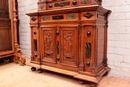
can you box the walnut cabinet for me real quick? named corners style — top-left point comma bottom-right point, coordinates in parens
top-left (27, 5), bottom-right (111, 83)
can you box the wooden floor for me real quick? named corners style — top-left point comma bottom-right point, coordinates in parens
top-left (0, 61), bottom-right (130, 87)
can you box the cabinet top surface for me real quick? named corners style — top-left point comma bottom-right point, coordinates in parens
top-left (27, 5), bottom-right (111, 16)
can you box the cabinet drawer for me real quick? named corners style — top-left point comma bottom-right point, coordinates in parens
top-left (40, 13), bottom-right (79, 22)
top-left (47, 0), bottom-right (78, 10)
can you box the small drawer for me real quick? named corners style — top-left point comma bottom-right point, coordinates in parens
top-left (40, 13), bottom-right (79, 22)
top-left (47, 0), bottom-right (78, 10)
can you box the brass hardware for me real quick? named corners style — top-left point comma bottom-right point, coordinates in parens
top-left (49, 4), bottom-right (52, 8)
top-left (34, 39), bottom-right (37, 51)
top-left (57, 57), bottom-right (60, 61)
top-left (56, 31), bottom-right (59, 35)
top-left (40, 5), bottom-right (44, 9)
top-left (86, 62), bottom-right (90, 66)
top-left (55, 2), bottom-right (70, 7)
top-left (85, 43), bottom-right (91, 58)
top-left (72, 0), bottom-right (77, 5)
top-left (34, 31), bottom-right (36, 35)
top-left (87, 31), bottom-right (91, 37)
top-left (84, 13), bottom-right (93, 19)
top-left (31, 17), bottom-right (36, 21)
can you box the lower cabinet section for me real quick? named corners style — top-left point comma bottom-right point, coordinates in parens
top-left (27, 5), bottom-right (111, 83)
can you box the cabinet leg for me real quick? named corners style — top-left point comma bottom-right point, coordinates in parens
top-left (78, 79), bottom-right (86, 84)
top-left (38, 68), bottom-right (43, 73)
top-left (31, 67), bottom-right (36, 71)
top-left (88, 82), bottom-right (98, 87)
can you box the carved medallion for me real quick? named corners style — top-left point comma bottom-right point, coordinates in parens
top-left (84, 13), bottom-right (93, 19)
top-left (31, 17), bottom-right (36, 21)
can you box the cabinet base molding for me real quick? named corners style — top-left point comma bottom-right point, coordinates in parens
top-left (29, 63), bottom-right (110, 83)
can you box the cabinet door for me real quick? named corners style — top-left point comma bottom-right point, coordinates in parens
top-left (59, 26), bottom-right (78, 67)
top-left (41, 26), bottom-right (57, 63)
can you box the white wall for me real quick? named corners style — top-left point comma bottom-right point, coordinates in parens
top-left (102, 0), bottom-right (130, 79)
top-left (18, 0), bottom-right (130, 79)
top-left (17, 0), bottom-right (38, 58)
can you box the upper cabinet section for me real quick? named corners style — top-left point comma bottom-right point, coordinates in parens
top-left (38, 0), bottom-right (102, 11)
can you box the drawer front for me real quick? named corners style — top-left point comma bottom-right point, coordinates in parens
top-left (40, 13), bottom-right (79, 22)
top-left (47, 0), bottom-right (78, 10)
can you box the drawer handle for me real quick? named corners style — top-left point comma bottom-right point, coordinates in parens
top-left (49, 4), bottom-right (52, 8)
top-left (34, 31), bottom-right (36, 35)
top-left (86, 62), bottom-right (90, 66)
top-left (87, 31), bottom-right (91, 37)
top-left (72, 0), bottom-right (77, 5)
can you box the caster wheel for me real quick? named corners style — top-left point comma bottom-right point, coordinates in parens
top-left (38, 68), bottom-right (43, 73)
top-left (78, 80), bottom-right (86, 84)
top-left (31, 67), bottom-right (36, 71)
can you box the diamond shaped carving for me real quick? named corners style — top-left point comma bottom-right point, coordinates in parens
top-left (84, 13), bottom-right (93, 19)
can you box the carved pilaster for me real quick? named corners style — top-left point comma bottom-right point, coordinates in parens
top-left (12, 0), bottom-right (26, 65)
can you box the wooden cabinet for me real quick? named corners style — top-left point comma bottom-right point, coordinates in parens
top-left (27, 2), bottom-right (111, 83)
top-left (0, 0), bottom-right (25, 65)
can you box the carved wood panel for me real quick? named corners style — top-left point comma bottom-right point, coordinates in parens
top-left (59, 26), bottom-right (78, 67)
top-left (0, 27), bottom-right (12, 52)
top-left (41, 26), bottom-right (56, 63)
top-left (0, 0), bottom-right (9, 18)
